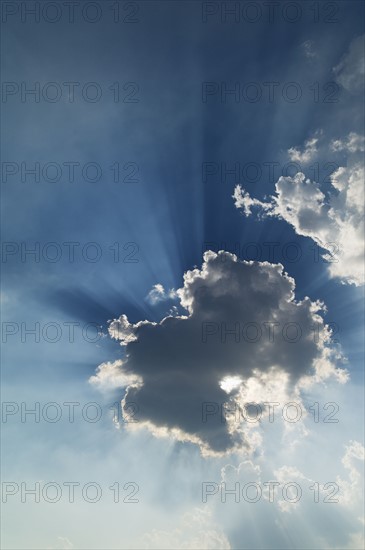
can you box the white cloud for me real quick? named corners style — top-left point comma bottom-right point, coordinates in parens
top-left (232, 184), bottom-right (270, 216)
top-left (233, 143), bottom-right (365, 285)
top-left (333, 35), bottom-right (365, 94)
top-left (93, 251), bottom-right (347, 455)
top-left (336, 440), bottom-right (365, 507)
top-left (221, 459), bottom-right (261, 485)
top-left (108, 314), bottom-right (139, 345)
top-left (89, 360), bottom-right (142, 392)
top-left (146, 284), bottom-right (178, 305)
top-left (272, 465), bottom-right (314, 513)
top-left (331, 132), bottom-right (365, 153)
top-left (274, 440), bottom-right (364, 516)
top-left (47, 537), bottom-right (74, 550)
top-left (288, 134), bottom-right (320, 164)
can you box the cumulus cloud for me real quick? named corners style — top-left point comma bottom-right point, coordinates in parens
top-left (233, 142), bottom-right (365, 286)
top-left (91, 252), bottom-right (347, 455)
top-left (333, 35), bottom-right (365, 94)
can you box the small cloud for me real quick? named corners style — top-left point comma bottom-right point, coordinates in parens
top-left (301, 40), bottom-right (317, 60)
top-left (288, 132), bottom-right (321, 164)
top-left (146, 284), bottom-right (178, 305)
top-left (108, 314), bottom-right (139, 345)
top-left (232, 184), bottom-right (270, 216)
top-left (89, 360), bottom-right (142, 392)
top-left (47, 537), bottom-right (74, 550)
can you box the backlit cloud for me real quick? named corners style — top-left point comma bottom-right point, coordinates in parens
top-left (91, 252), bottom-right (347, 455)
top-left (233, 139), bottom-right (364, 286)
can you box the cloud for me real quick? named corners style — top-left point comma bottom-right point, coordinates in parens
top-left (272, 465), bottom-right (314, 513)
top-left (233, 143), bottom-right (365, 286)
top-left (220, 460), bottom-right (312, 514)
top-left (91, 252), bottom-right (347, 455)
top-left (108, 314), bottom-right (142, 345)
top-left (232, 185), bottom-right (271, 217)
top-left (89, 360), bottom-right (143, 392)
top-left (333, 35), bottom-right (365, 94)
top-left (221, 459), bottom-right (261, 485)
top-left (331, 132), bottom-right (365, 153)
top-left (287, 133), bottom-right (320, 164)
top-left (146, 284), bottom-right (178, 305)
top-left (48, 537), bottom-right (74, 550)
top-left (336, 440), bottom-right (365, 507)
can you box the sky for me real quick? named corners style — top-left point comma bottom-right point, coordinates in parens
top-left (1, 1), bottom-right (365, 549)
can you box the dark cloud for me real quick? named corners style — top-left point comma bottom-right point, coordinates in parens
top-left (92, 252), bottom-right (346, 454)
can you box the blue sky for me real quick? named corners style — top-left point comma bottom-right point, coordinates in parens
top-left (1, 1), bottom-right (364, 549)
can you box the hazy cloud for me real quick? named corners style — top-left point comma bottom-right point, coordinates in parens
top-left (331, 132), bottom-right (365, 153)
top-left (333, 35), bottom-right (365, 94)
